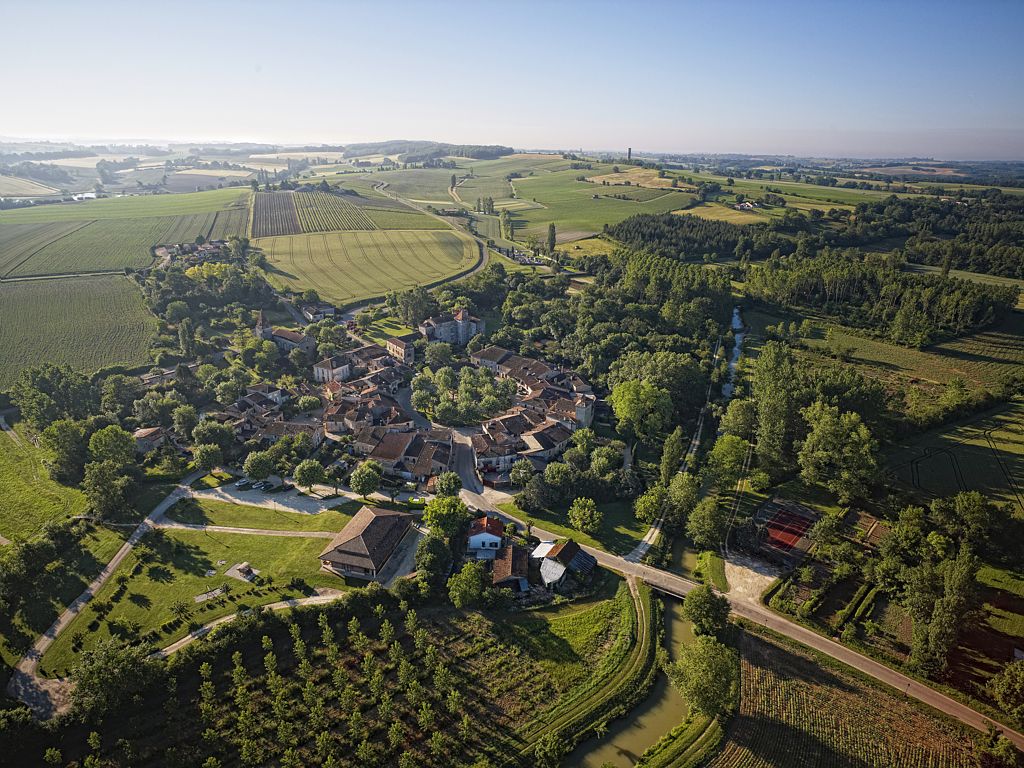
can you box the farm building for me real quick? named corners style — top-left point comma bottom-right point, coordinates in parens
top-left (133, 427), bottom-right (166, 454)
top-left (492, 545), bottom-right (529, 592)
top-left (319, 506), bottom-right (414, 580)
top-left (532, 539), bottom-right (597, 589)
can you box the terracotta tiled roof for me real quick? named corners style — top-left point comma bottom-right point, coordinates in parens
top-left (319, 506), bottom-right (413, 571)
top-left (469, 516), bottom-right (505, 538)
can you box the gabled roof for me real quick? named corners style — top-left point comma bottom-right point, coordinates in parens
top-left (370, 430), bottom-right (415, 462)
top-left (319, 506), bottom-right (413, 572)
top-left (469, 515), bottom-right (505, 539)
top-left (133, 426), bottom-right (164, 439)
top-left (492, 545), bottom-right (529, 585)
top-left (272, 328), bottom-right (306, 344)
top-left (472, 345), bottom-right (512, 364)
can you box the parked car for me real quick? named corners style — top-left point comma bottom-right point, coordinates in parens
top-left (252, 481), bottom-right (270, 491)
top-left (235, 478), bottom-right (251, 489)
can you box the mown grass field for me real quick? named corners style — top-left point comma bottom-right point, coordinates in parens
top-left (358, 314), bottom-right (417, 345)
top-left (497, 499), bottom-right (646, 554)
top-left (166, 497), bottom-right (357, 532)
top-left (0, 276), bottom-right (156, 388)
top-left (0, 175), bottom-right (59, 196)
top-left (509, 169), bottom-right (697, 242)
top-left (0, 423), bottom-right (88, 540)
top-left (40, 527), bottom-right (349, 676)
top-left (258, 229), bottom-right (478, 306)
top-left (707, 630), bottom-right (978, 768)
top-left (884, 400), bottom-right (1024, 513)
top-left (371, 168), bottom-right (459, 202)
top-left (0, 422), bottom-right (129, 682)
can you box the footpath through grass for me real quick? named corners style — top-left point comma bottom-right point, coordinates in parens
top-left (40, 528), bottom-right (350, 677)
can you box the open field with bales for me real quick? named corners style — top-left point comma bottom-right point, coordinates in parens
top-left (39, 527), bottom-right (350, 677)
top-left (258, 229), bottom-right (478, 306)
top-left (0, 275), bottom-right (157, 387)
top-left (677, 202), bottom-right (767, 225)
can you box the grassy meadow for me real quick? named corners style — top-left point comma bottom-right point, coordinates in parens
top-left (0, 276), bottom-right (157, 388)
top-left (165, 497), bottom-right (357, 532)
top-left (258, 229), bottom-right (478, 306)
top-left (40, 527), bottom-right (349, 676)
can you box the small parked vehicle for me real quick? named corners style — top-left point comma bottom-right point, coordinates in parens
top-left (235, 478), bottom-right (251, 489)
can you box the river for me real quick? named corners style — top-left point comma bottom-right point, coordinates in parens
top-left (721, 306), bottom-right (746, 401)
top-left (567, 598), bottom-right (693, 767)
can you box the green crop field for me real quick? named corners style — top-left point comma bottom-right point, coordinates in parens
top-left (294, 190), bottom-right (376, 231)
top-left (372, 168), bottom-right (460, 201)
top-left (2, 216), bottom-right (210, 276)
top-left (39, 527), bottom-right (349, 677)
top-left (257, 229), bottom-right (478, 306)
top-left (0, 276), bottom-right (157, 387)
top-left (0, 187), bottom-right (248, 223)
top-left (508, 169), bottom-right (697, 242)
top-left (687, 171), bottom-right (924, 206)
top-left (0, 221), bottom-right (91, 275)
top-left (708, 631), bottom-right (977, 768)
top-left (885, 400), bottom-right (1024, 513)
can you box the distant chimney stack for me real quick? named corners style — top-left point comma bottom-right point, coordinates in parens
top-left (627, 147), bottom-right (632, 161)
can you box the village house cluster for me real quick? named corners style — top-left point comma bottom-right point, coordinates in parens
top-left (466, 515), bottom-right (597, 593)
top-left (468, 345), bottom-right (596, 487)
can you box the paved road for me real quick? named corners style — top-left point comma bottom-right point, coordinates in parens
top-left (475, 493), bottom-right (1024, 750)
top-left (6, 470), bottom-right (205, 717)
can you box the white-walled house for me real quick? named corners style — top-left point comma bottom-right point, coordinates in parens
top-left (467, 516), bottom-right (505, 560)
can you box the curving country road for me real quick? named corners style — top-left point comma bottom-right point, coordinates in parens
top-left (466, 490), bottom-right (1024, 751)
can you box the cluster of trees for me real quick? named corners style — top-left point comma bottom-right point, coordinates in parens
top-left (609, 213), bottom-right (745, 261)
top-left (411, 366), bottom-right (516, 425)
top-left (842, 192), bottom-right (1024, 279)
top-left (869, 492), bottom-right (1009, 674)
top-left (665, 585), bottom-right (738, 718)
top-left (742, 342), bottom-right (885, 486)
top-left (514, 429), bottom-right (636, 528)
top-left (745, 248), bottom-right (1017, 347)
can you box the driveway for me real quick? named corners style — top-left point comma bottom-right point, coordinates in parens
top-left (377, 523), bottom-right (427, 587)
top-left (191, 485), bottom-right (347, 515)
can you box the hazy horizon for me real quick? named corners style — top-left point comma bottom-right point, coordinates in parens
top-left (6, 0), bottom-right (1024, 161)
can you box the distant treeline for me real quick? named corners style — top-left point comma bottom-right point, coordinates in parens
top-left (608, 213), bottom-right (793, 262)
top-left (745, 248), bottom-right (1019, 347)
top-left (0, 149), bottom-right (93, 164)
top-left (0, 161), bottom-right (74, 185)
top-left (340, 140), bottom-right (513, 162)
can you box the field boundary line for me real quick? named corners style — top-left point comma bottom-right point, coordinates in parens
top-left (0, 219), bottom-right (94, 278)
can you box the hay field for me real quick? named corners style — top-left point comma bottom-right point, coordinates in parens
top-left (0, 175), bottom-right (60, 196)
top-left (676, 202), bottom-right (766, 224)
top-left (258, 229), bottom-right (478, 306)
top-left (0, 276), bottom-right (157, 387)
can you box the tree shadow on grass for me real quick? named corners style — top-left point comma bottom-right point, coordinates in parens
top-left (127, 593), bottom-right (152, 609)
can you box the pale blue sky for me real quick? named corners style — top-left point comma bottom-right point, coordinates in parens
top-left (5, 0), bottom-right (1023, 159)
